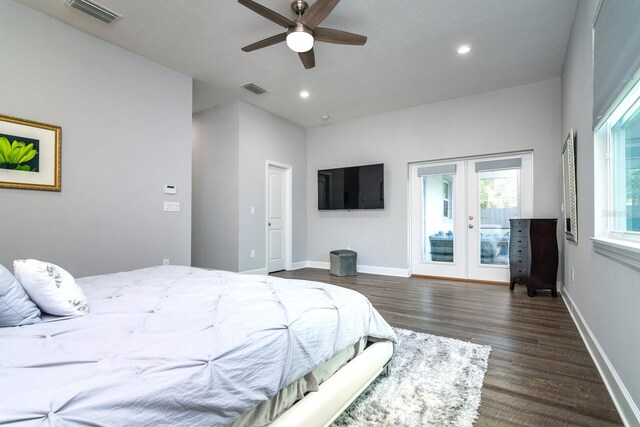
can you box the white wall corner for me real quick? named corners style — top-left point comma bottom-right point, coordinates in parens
top-left (562, 289), bottom-right (640, 426)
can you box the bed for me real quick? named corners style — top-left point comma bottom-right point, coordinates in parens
top-left (0, 265), bottom-right (396, 426)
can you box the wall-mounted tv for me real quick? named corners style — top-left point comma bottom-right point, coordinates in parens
top-left (318, 163), bottom-right (384, 210)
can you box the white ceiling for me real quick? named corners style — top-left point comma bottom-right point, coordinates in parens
top-left (16, 0), bottom-right (578, 128)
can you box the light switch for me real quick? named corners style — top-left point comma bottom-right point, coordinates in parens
top-left (164, 202), bottom-right (180, 212)
top-left (250, 206), bottom-right (255, 215)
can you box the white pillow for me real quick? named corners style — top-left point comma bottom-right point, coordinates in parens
top-left (13, 259), bottom-right (89, 317)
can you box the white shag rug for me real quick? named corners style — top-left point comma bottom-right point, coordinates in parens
top-left (331, 328), bottom-right (491, 427)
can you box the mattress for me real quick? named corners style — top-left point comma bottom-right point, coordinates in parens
top-left (231, 337), bottom-right (368, 426)
top-left (0, 266), bottom-right (396, 426)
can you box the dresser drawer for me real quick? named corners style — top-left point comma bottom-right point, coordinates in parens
top-left (511, 265), bottom-right (528, 278)
top-left (509, 256), bottom-right (528, 268)
top-left (510, 246), bottom-right (528, 258)
top-left (510, 235), bottom-right (528, 248)
top-left (511, 227), bottom-right (528, 237)
top-left (510, 219), bottom-right (530, 227)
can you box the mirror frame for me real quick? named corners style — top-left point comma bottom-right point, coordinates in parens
top-left (562, 129), bottom-right (578, 242)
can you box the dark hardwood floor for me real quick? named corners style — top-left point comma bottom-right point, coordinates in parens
top-left (272, 268), bottom-right (623, 427)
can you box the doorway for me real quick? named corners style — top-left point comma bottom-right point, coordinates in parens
top-left (409, 153), bottom-right (533, 282)
top-left (266, 161), bottom-right (292, 273)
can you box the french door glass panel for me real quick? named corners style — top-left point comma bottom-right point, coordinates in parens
top-left (478, 169), bottom-right (518, 266)
top-left (422, 174), bottom-right (455, 263)
top-left (411, 161), bottom-right (466, 279)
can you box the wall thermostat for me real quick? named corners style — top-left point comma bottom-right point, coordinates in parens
top-left (164, 185), bottom-right (176, 194)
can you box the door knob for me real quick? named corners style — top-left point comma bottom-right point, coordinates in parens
top-left (468, 224), bottom-right (474, 229)
top-left (268, 222), bottom-right (271, 226)
top-left (469, 216), bottom-right (474, 220)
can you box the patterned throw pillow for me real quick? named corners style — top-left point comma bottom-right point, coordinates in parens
top-left (13, 259), bottom-right (89, 317)
top-left (0, 264), bottom-right (41, 327)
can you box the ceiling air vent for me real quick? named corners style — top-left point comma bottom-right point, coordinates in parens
top-left (241, 83), bottom-right (268, 95)
top-left (65, 0), bottom-right (122, 24)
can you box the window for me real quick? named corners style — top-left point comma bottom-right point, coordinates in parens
top-left (592, 78), bottom-right (640, 271)
top-left (606, 79), bottom-right (640, 241)
top-left (442, 179), bottom-right (452, 218)
top-left (591, 0), bottom-right (640, 270)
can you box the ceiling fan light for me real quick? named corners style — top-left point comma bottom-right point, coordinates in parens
top-left (286, 27), bottom-right (314, 52)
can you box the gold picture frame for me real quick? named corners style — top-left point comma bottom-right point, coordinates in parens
top-left (0, 114), bottom-right (61, 191)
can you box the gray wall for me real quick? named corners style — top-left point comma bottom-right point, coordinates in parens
top-left (192, 102), bottom-right (240, 271)
top-left (561, 0), bottom-right (640, 420)
top-left (192, 101), bottom-right (307, 273)
top-left (306, 78), bottom-right (562, 269)
top-left (238, 102), bottom-right (307, 272)
top-left (0, 2), bottom-right (192, 277)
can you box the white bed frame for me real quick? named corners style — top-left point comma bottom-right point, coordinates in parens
top-left (270, 340), bottom-right (394, 427)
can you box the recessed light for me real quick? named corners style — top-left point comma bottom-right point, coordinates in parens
top-left (300, 90), bottom-right (310, 98)
top-left (457, 45), bottom-right (471, 55)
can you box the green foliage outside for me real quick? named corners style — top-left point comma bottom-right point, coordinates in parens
top-left (0, 136), bottom-right (38, 171)
top-left (480, 176), bottom-right (517, 209)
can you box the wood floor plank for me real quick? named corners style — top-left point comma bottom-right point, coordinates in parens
top-left (272, 268), bottom-right (623, 426)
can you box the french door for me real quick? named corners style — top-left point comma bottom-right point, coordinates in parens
top-left (410, 153), bottom-right (533, 282)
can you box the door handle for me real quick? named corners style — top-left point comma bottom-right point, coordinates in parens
top-left (268, 222), bottom-right (272, 226)
top-left (468, 224), bottom-right (474, 229)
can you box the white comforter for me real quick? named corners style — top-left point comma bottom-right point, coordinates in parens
top-left (0, 266), bottom-right (396, 426)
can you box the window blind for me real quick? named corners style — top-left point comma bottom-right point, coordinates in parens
top-left (417, 164), bottom-right (456, 176)
top-left (593, 0), bottom-right (640, 129)
top-left (474, 158), bottom-right (521, 172)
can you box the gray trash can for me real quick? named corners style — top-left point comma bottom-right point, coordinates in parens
top-left (330, 250), bottom-right (357, 276)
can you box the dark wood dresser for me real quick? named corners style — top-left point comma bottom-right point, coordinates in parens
top-left (509, 218), bottom-right (559, 297)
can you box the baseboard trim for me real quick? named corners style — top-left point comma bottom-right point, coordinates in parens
top-left (411, 274), bottom-right (509, 286)
top-left (305, 261), bottom-right (330, 270)
top-left (291, 261), bottom-right (308, 270)
top-left (562, 289), bottom-right (639, 426)
top-left (304, 261), bottom-right (410, 278)
top-left (239, 267), bottom-right (268, 275)
top-left (358, 264), bottom-right (411, 277)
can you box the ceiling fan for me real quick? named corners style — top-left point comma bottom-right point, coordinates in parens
top-left (238, 0), bottom-right (367, 69)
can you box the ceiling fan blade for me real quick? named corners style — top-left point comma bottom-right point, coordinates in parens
top-left (313, 27), bottom-right (367, 45)
top-left (298, 49), bottom-right (315, 69)
top-left (242, 33), bottom-right (287, 52)
top-left (299, 0), bottom-right (341, 29)
top-left (238, 0), bottom-right (295, 28)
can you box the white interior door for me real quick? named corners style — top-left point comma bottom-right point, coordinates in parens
top-left (267, 164), bottom-right (286, 272)
top-left (410, 153), bottom-right (533, 282)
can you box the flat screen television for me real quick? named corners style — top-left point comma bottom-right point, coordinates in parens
top-left (318, 163), bottom-right (384, 210)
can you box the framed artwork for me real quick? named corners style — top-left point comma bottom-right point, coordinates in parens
top-left (562, 129), bottom-right (578, 242)
top-left (0, 114), bottom-right (61, 191)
